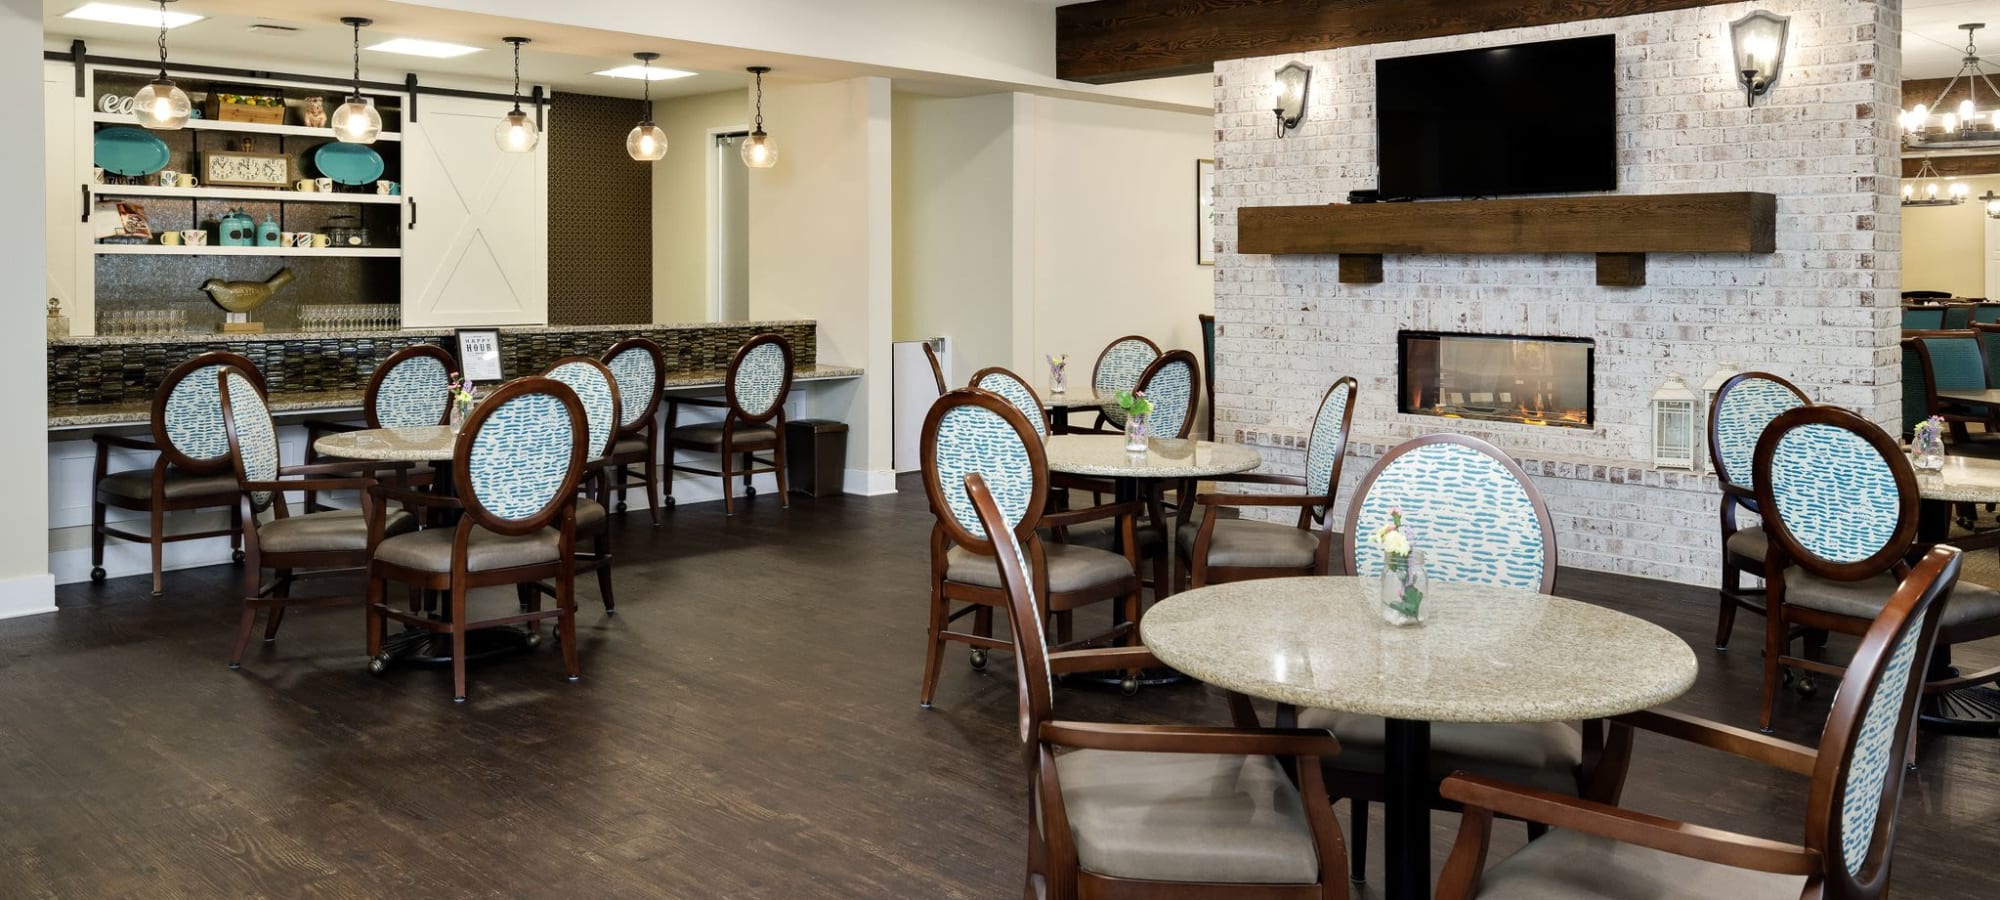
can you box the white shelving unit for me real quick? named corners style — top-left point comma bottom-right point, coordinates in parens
top-left (88, 111), bottom-right (402, 142)
top-left (93, 244), bottom-right (399, 258)
top-left (90, 184), bottom-right (403, 205)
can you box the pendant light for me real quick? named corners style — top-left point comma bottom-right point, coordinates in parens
top-left (625, 52), bottom-right (668, 161)
top-left (741, 66), bottom-right (778, 169)
top-left (132, 0), bottom-right (190, 130)
top-left (330, 17), bottom-right (383, 143)
top-left (496, 37), bottom-right (539, 153)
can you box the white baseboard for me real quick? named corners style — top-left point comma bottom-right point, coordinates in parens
top-left (0, 571), bottom-right (56, 619)
top-left (843, 468), bottom-right (899, 496)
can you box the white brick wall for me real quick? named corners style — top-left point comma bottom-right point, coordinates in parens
top-left (1212, 1), bottom-right (1902, 586)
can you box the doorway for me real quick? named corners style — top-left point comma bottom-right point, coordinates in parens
top-left (709, 130), bottom-right (751, 322)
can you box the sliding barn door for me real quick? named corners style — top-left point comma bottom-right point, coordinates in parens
top-left (401, 94), bottom-right (548, 326)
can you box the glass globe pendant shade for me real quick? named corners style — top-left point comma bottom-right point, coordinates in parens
top-left (627, 122), bottom-right (668, 161)
top-left (496, 109), bottom-right (539, 152)
top-left (133, 77), bottom-right (190, 130)
top-left (331, 95), bottom-right (383, 144)
top-left (740, 130), bottom-right (777, 168)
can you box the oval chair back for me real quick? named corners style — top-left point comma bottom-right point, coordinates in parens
top-left (972, 366), bottom-right (1048, 439)
top-left (1133, 349), bottom-right (1200, 440)
top-left (216, 366), bottom-right (278, 514)
top-left (921, 388), bottom-right (1048, 557)
top-left (365, 344), bottom-right (455, 429)
top-left (153, 351), bottom-right (265, 473)
top-left (452, 377), bottom-right (588, 536)
top-left (1342, 434), bottom-right (1555, 593)
top-left (1808, 545), bottom-right (1956, 894)
top-left (963, 472), bottom-right (1055, 747)
top-left (603, 337), bottom-right (665, 436)
top-left (1708, 372), bottom-right (1810, 501)
top-left (1304, 378), bottom-right (1359, 524)
top-left (727, 333), bottom-right (796, 423)
top-left (543, 357), bottom-right (622, 462)
top-left (1900, 307), bottom-right (1945, 331)
top-left (1092, 335), bottom-right (1161, 427)
top-left (1752, 406), bottom-right (1918, 583)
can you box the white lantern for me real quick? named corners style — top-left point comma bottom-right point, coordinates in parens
top-left (1699, 363), bottom-right (1739, 472)
top-left (1653, 373), bottom-right (1698, 470)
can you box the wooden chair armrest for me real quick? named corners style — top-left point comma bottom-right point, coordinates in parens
top-left (1195, 492), bottom-right (1318, 509)
top-left (1042, 721), bottom-right (1342, 759)
top-left (368, 484), bottom-right (461, 510)
top-left (1440, 774), bottom-right (1820, 876)
top-left (1611, 710), bottom-right (1817, 777)
top-left (1038, 500), bottom-right (1146, 529)
top-left (92, 434), bottom-right (158, 451)
top-left (246, 477), bottom-right (379, 494)
top-left (1047, 646), bottom-right (1161, 675)
top-left (1205, 472), bottom-right (1308, 487)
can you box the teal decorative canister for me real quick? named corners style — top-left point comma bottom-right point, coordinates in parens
top-left (217, 209), bottom-right (255, 246)
top-left (256, 214), bottom-right (281, 247)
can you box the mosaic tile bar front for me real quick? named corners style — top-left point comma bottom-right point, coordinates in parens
top-left (48, 321), bottom-right (819, 408)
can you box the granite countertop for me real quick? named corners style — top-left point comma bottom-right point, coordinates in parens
top-left (1142, 576), bottom-right (1698, 723)
top-left (49, 366), bottom-right (864, 430)
top-left (48, 320), bottom-right (818, 348)
top-left (1044, 434), bottom-right (1263, 479)
top-left (1913, 454), bottom-right (2000, 504)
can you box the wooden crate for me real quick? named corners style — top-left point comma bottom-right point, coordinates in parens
top-left (204, 90), bottom-right (286, 125)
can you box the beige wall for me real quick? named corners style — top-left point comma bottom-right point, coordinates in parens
top-left (891, 92), bottom-right (1019, 379)
top-left (5, 0), bottom-right (51, 615)
top-left (1904, 174), bottom-right (2000, 299)
top-left (651, 89), bottom-right (750, 324)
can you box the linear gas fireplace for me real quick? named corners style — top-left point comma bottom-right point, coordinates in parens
top-left (1399, 331), bottom-right (1594, 429)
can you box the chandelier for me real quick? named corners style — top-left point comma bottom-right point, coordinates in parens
top-left (1903, 157), bottom-right (1968, 207)
top-left (1902, 23), bottom-right (2000, 145)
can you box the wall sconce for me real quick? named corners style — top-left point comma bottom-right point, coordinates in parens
top-left (1651, 374), bottom-right (1698, 471)
top-left (1729, 10), bottom-right (1789, 107)
top-left (1984, 191), bottom-right (2000, 219)
top-left (1269, 62), bottom-right (1311, 138)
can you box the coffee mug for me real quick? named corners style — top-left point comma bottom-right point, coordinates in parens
top-left (179, 174), bottom-right (199, 188)
top-left (294, 179), bottom-right (317, 192)
top-left (375, 180), bottom-right (400, 196)
top-left (286, 232), bottom-right (313, 248)
top-left (314, 178), bottom-right (334, 193)
top-left (179, 229), bottom-right (207, 246)
top-left (158, 169), bottom-right (180, 187)
top-left (311, 233), bottom-right (329, 248)
top-left (160, 231), bottom-right (181, 246)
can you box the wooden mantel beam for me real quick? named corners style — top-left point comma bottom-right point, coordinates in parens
top-left (1058, 0), bottom-right (1747, 84)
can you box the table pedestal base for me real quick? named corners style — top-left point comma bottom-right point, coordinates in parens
top-left (369, 625), bottom-right (536, 673)
top-left (1383, 718), bottom-right (1432, 900)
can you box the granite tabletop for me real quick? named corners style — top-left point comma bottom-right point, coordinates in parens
top-left (1142, 576), bottom-right (1698, 723)
top-left (1044, 434), bottom-right (1262, 479)
top-left (1042, 389), bottom-right (1106, 409)
top-left (314, 425), bottom-right (457, 462)
top-left (1913, 453), bottom-right (2000, 504)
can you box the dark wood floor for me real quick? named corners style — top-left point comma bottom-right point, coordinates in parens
top-left (5, 477), bottom-right (1997, 898)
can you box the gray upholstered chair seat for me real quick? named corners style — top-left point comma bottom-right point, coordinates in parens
top-left (1724, 526), bottom-right (1767, 563)
top-left (99, 468), bottom-right (240, 501)
top-left (946, 542), bottom-right (1133, 593)
top-left (1177, 518), bottom-right (1323, 570)
top-left (259, 508), bottom-right (414, 554)
top-left (575, 497), bottom-right (607, 529)
top-left (671, 422), bottom-right (777, 446)
top-left (1054, 749), bottom-right (1321, 884)
top-left (374, 525), bottom-right (562, 573)
top-left (611, 436), bottom-right (648, 456)
top-left (1465, 828), bottom-right (1806, 900)
top-left (1785, 573), bottom-right (2000, 630)
top-left (1047, 518), bottom-right (1166, 555)
top-left (1297, 709), bottom-right (1582, 795)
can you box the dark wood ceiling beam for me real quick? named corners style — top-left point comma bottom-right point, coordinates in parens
top-left (1058, 0), bottom-right (1749, 84)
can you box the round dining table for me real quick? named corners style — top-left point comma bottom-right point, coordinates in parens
top-left (1041, 389), bottom-right (1107, 434)
top-left (1143, 576), bottom-right (1698, 900)
top-left (1911, 453), bottom-right (2000, 733)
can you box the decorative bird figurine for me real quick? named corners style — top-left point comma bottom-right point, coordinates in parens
top-left (201, 268), bottom-right (294, 313)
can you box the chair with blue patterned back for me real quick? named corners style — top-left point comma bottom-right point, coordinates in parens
top-left (90, 351), bottom-right (262, 596)
top-left (960, 470), bottom-right (1353, 899)
top-left (971, 366), bottom-right (1049, 438)
top-left (545, 356), bottom-right (624, 614)
top-left (1901, 306), bottom-right (1945, 331)
top-left (303, 343), bottom-right (457, 512)
top-left (664, 333), bottom-right (795, 516)
top-left (218, 365), bottom-right (415, 670)
top-left (1179, 378), bottom-right (1355, 594)
top-left (1944, 304), bottom-right (1974, 330)
top-left (602, 337), bottom-right (667, 526)
top-left (1904, 331), bottom-right (2000, 440)
top-left (918, 388), bottom-right (1144, 707)
top-left (1434, 546), bottom-right (1959, 900)
top-left (365, 376), bottom-right (589, 703)
top-left (1706, 372), bottom-right (1810, 652)
top-left (1133, 349), bottom-right (1201, 440)
top-left (1090, 335), bottom-right (1161, 431)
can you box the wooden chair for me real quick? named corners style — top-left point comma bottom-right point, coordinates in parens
top-left (1087, 335), bottom-right (1161, 433)
top-left (543, 356), bottom-right (621, 614)
top-left (919, 388), bottom-right (1144, 707)
top-left (961, 471), bottom-right (1352, 900)
top-left (1134, 349), bottom-right (1201, 441)
top-left (1945, 304), bottom-right (1975, 330)
top-left (89, 351), bottom-right (255, 595)
top-left (1900, 306), bottom-right (1945, 331)
top-left (364, 376), bottom-right (589, 703)
top-left (1199, 313), bottom-right (1218, 439)
top-left (303, 343), bottom-right (456, 512)
top-left (971, 367), bottom-right (1050, 438)
top-left (1437, 545), bottom-right (1961, 900)
top-left (1971, 301), bottom-right (2000, 325)
top-left (1707, 372), bottom-right (1810, 651)
top-left (664, 333), bottom-right (793, 516)
top-left (1750, 404), bottom-right (2000, 732)
top-left (921, 340), bottom-right (947, 394)
top-left (1301, 434), bottom-right (1568, 885)
top-left (1902, 331), bottom-right (2000, 441)
top-left (217, 365), bottom-right (416, 669)
top-left (602, 337), bottom-right (666, 526)
top-left (1972, 322), bottom-right (2000, 393)
top-left (1179, 378), bottom-right (1355, 591)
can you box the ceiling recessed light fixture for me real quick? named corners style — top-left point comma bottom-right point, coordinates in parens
top-left (64, 2), bottom-right (202, 28)
top-left (366, 37), bottom-right (483, 59)
top-left (592, 64), bottom-right (697, 81)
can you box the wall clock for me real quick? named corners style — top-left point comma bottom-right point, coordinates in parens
top-left (201, 151), bottom-right (291, 188)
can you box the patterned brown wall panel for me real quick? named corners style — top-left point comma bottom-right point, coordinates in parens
top-left (549, 92), bottom-right (653, 325)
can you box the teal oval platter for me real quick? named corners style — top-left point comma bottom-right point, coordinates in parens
top-left (313, 143), bottom-right (386, 185)
top-left (94, 127), bottom-right (171, 177)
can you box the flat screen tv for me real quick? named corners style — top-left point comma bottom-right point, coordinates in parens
top-left (1376, 35), bottom-right (1616, 200)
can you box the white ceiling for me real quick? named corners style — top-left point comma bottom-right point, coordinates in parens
top-left (1905, 0), bottom-right (1995, 80)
